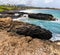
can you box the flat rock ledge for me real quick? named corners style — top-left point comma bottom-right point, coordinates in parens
top-left (0, 17), bottom-right (60, 55)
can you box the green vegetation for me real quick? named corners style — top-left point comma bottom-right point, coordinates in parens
top-left (0, 5), bottom-right (60, 12)
top-left (0, 5), bottom-right (19, 12)
top-left (0, 5), bottom-right (39, 12)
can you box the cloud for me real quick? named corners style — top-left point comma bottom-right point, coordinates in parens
top-left (0, 0), bottom-right (28, 5)
top-left (0, 0), bottom-right (60, 8)
top-left (45, 0), bottom-right (53, 3)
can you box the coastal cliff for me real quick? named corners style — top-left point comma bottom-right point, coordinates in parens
top-left (0, 17), bottom-right (60, 55)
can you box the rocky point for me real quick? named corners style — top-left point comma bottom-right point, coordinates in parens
top-left (0, 17), bottom-right (60, 55)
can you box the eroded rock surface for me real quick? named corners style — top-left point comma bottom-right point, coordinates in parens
top-left (0, 17), bottom-right (60, 55)
top-left (0, 12), bottom-right (56, 21)
top-left (0, 17), bottom-right (12, 28)
top-left (0, 17), bottom-right (52, 40)
top-left (0, 31), bottom-right (60, 55)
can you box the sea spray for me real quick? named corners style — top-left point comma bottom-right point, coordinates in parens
top-left (13, 14), bottom-right (29, 21)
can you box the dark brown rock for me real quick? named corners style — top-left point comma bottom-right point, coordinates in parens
top-left (28, 13), bottom-right (56, 21)
top-left (0, 17), bottom-right (52, 40)
top-left (9, 21), bottom-right (52, 40)
top-left (0, 12), bottom-right (56, 21)
top-left (0, 18), bottom-right (60, 55)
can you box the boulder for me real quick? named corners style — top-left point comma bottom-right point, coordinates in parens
top-left (0, 17), bottom-right (12, 23)
top-left (0, 17), bottom-right (12, 28)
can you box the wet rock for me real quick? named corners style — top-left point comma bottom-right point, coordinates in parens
top-left (0, 17), bottom-right (52, 40)
top-left (0, 12), bottom-right (24, 18)
top-left (0, 18), bottom-right (52, 40)
top-left (28, 13), bottom-right (56, 21)
top-left (9, 21), bottom-right (52, 40)
top-left (0, 12), bottom-right (56, 21)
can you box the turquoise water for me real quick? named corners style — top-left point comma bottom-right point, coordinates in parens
top-left (20, 9), bottom-right (60, 19)
top-left (20, 9), bottom-right (60, 41)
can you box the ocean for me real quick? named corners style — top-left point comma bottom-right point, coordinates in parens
top-left (19, 9), bottom-right (60, 41)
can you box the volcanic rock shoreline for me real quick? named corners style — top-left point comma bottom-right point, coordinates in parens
top-left (0, 17), bottom-right (52, 40)
top-left (28, 13), bottom-right (56, 20)
top-left (0, 17), bottom-right (60, 55)
top-left (0, 11), bottom-right (56, 21)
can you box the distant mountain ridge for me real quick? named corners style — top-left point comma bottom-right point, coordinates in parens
top-left (16, 4), bottom-right (26, 7)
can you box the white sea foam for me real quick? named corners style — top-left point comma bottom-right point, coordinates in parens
top-left (50, 19), bottom-right (60, 23)
top-left (13, 14), bottom-right (29, 21)
top-left (50, 33), bottom-right (60, 41)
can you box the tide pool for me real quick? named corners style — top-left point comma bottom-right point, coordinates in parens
top-left (19, 9), bottom-right (60, 41)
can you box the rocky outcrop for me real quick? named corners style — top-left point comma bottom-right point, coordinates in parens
top-left (0, 17), bottom-right (52, 40)
top-left (0, 17), bottom-right (60, 55)
top-left (28, 13), bottom-right (56, 21)
top-left (0, 17), bottom-right (12, 29)
top-left (0, 12), bottom-right (56, 21)
top-left (0, 12), bottom-right (28, 18)
top-left (10, 21), bottom-right (52, 40)
top-left (0, 31), bottom-right (60, 55)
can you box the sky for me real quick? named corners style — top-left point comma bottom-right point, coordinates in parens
top-left (0, 0), bottom-right (60, 8)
